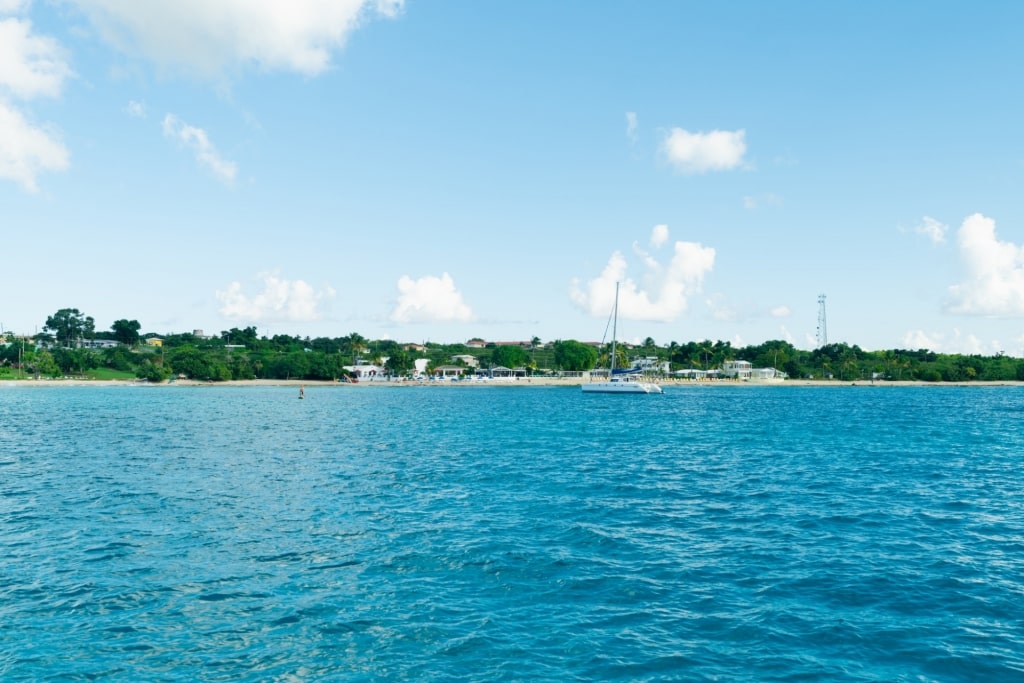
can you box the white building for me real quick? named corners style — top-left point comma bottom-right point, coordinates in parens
top-left (720, 360), bottom-right (753, 379)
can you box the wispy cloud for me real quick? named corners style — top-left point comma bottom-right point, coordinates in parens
top-left (216, 272), bottom-right (335, 323)
top-left (66, 0), bottom-right (404, 79)
top-left (625, 111), bottom-right (637, 144)
top-left (743, 193), bottom-right (783, 210)
top-left (771, 305), bottom-right (790, 318)
top-left (571, 224), bottom-right (715, 322)
top-left (125, 99), bottom-right (145, 118)
top-left (906, 215), bottom-right (948, 245)
top-left (0, 16), bottom-right (72, 191)
top-left (946, 213), bottom-right (1024, 316)
top-left (661, 127), bottom-right (746, 174)
top-left (390, 273), bottom-right (474, 323)
top-left (0, 1), bottom-right (29, 14)
top-left (162, 113), bottom-right (237, 184)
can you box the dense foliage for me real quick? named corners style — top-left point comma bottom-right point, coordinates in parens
top-left (3, 312), bottom-right (1024, 383)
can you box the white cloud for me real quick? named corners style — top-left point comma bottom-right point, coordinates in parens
top-left (216, 272), bottom-right (335, 323)
top-left (162, 113), bottom-right (237, 184)
top-left (661, 127), bottom-right (746, 174)
top-left (571, 233), bottom-right (716, 322)
top-left (901, 328), bottom-right (993, 355)
top-left (625, 111), bottom-right (637, 143)
top-left (0, 17), bottom-right (71, 191)
top-left (0, 100), bottom-right (69, 191)
top-left (909, 215), bottom-right (947, 245)
top-left (0, 0), bottom-right (28, 15)
top-left (390, 273), bottom-right (474, 323)
top-left (66, 0), bottom-right (404, 78)
top-left (649, 223), bottom-right (668, 249)
top-left (946, 213), bottom-right (1024, 316)
top-left (901, 329), bottom-right (940, 351)
top-left (125, 99), bottom-right (145, 117)
top-left (0, 18), bottom-right (72, 99)
top-left (771, 305), bottom-right (790, 318)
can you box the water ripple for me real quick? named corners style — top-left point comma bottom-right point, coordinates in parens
top-left (1, 385), bottom-right (1023, 681)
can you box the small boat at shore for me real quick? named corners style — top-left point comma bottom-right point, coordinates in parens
top-left (582, 283), bottom-right (663, 395)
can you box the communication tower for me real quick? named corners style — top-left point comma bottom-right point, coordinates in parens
top-left (816, 294), bottom-right (828, 347)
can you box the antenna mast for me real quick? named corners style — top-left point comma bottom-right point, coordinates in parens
top-left (816, 294), bottom-right (828, 347)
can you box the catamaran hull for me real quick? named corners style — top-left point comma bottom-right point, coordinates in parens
top-left (581, 381), bottom-right (663, 394)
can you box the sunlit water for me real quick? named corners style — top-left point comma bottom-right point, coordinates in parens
top-left (2, 384), bottom-right (1023, 681)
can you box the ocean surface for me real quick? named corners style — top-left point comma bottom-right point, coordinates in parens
top-left (2, 383), bottom-right (1023, 682)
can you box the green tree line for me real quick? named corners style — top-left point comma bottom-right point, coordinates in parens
top-left (3, 309), bottom-right (1024, 382)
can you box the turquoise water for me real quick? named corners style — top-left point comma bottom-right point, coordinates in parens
top-left (2, 384), bottom-right (1023, 681)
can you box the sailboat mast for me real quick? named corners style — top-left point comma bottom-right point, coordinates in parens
top-left (610, 282), bottom-right (619, 374)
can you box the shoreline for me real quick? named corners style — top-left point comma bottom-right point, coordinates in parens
top-left (3, 377), bottom-right (1023, 388)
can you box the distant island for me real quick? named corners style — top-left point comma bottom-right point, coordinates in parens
top-left (2, 309), bottom-right (1021, 384)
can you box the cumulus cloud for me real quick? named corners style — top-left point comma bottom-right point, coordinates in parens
top-left (0, 17), bottom-right (72, 191)
top-left (901, 328), bottom-right (992, 355)
top-left (625, 111), bottom-right (637, 143)
top-left (902, 329), bottom-right (940, 351)
top-left (66, 0), bottom-right (404, 78)
top-left (0, 98), bottom-right (69, 191)
top-left (946, 213), bottom-right (1024, 316)
top-left (390, 273), bottom-right (474, 323)
top-left (649, 223), bottom-right (668, 249)
top-left (908, 215), bottom-right (947, 245)
top-left (771, 305), bottom-right (790, 318)
top-left (661, 127), bottom-right (746, 174)
top-left (571, 226), bottom-right (715, 322)
top-left (163, 113), bottom-right (237, 184)
top-left (0, 18), bottom-right (73, 99)
top-left (216, 272), bottom-right (335, 322)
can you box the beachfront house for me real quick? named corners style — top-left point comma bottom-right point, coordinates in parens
top-left (720, 360), bottom-right (752, 380)
top-left (450, 354), bottom-right (480, 368)
top-left (344, 361), bottom-right (386, 380)
top-left (720, 360), bottom-right (787, 381)
top-left (433, 365), bottom-right (465, 378)
top-left (488, 366), bottom-right (528, 378)
top-left (674, 368), bottom-right (714, 381)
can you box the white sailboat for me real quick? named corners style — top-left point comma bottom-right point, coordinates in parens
top-left (581, 282), bottom-right (663, 394)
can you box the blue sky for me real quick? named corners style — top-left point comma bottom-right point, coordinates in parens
top-left (3, 1), bottom-right (1024, 354)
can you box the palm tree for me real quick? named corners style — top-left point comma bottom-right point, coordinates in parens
top-left (341, 332), bottom-right (367, 363)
